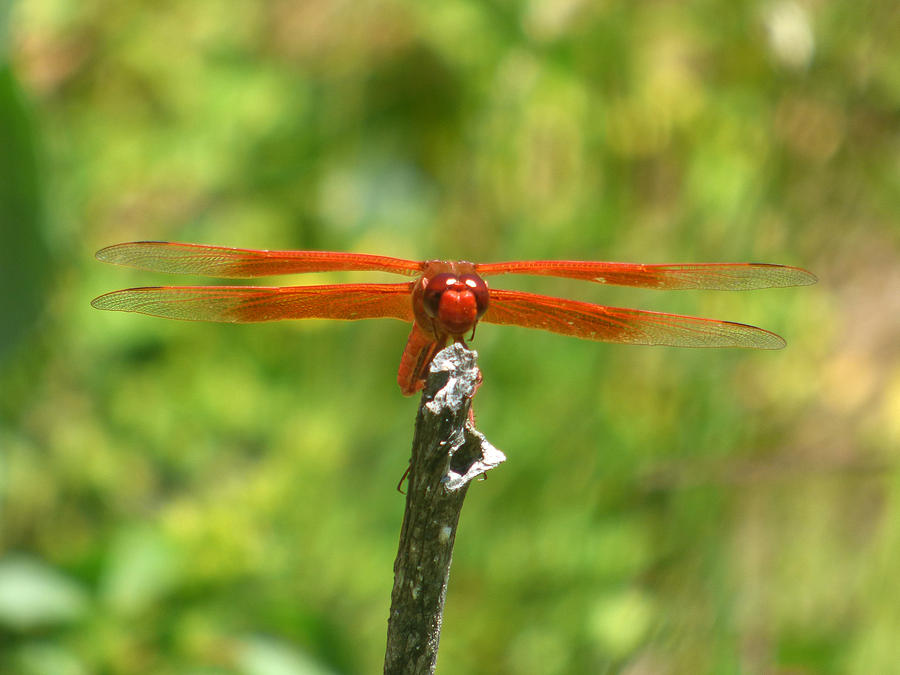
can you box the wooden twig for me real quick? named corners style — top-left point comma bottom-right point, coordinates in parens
top-left (383, 343), bottom-right (506, 675)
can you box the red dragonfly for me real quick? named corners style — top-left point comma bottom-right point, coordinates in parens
top-left (92, 242), bottom-right (816, 395)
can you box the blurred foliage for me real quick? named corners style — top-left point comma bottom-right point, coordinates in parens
top-left (1, 0), bottom-right (899, 673)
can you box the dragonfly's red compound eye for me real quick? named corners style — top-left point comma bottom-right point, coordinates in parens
top-left (459, 273), bottom-right (489, 320)
top-left (422, 273), bottom-right (457, 319)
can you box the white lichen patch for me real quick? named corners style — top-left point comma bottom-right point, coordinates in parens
top-left (438, 525), bottom-right (452, 544)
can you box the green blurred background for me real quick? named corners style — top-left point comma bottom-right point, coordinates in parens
top-left (1, 1), bottom-right (898, 673)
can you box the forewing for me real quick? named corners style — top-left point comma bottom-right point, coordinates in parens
top-left (96, 241), bottom-right (424, 278)
top-left (475, 260), bottom-right (817, 290)
top-left (484, 289), bottom-right (785, 349)
top-left (91, 283), bottom-right (415, 323)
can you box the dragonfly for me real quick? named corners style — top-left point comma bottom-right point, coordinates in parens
top-left (92, 242), bottom-right (816, 395)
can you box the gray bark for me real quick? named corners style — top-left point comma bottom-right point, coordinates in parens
top-left (383, 344), bottom-right (505, 674)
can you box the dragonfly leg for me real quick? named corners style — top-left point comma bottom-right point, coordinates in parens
top-left (396, 462), bottom-right (411, 494)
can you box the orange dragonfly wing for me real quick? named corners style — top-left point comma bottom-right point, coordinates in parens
top-left (96, 242), bottom-right (424, 278)
top-left (91, 283), bottom-right (415, 323)
top-left (475, 260), bottom-right (817, 291)
top-left (484, 289), bottom-right (785, 349)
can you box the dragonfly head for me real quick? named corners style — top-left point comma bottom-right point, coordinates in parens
top-left (414, 262), bottom-right (489, 339)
